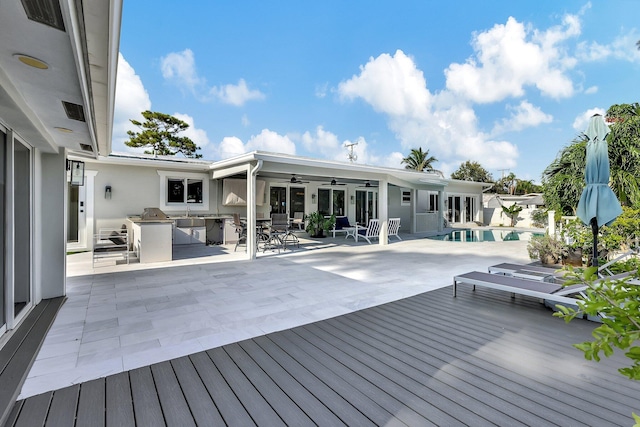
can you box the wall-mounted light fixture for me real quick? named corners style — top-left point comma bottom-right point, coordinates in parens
top-left (311, 193), bottom-right (317, 204)
top-left (67, 160), bottom-right (85, 186)
top-left (350, 195), bottom-right (355, 204)
top-left (105, 185), bottom-right (112, 199)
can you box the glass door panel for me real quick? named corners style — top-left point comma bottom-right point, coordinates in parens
top-left (289, 187), bottom-right (305, 218)
top-left (270, 186), bottom-right (286, 214)
top-left (14, 141), bottom-right (31, 318)
top-left (0, 131), bottom-right (5, 330)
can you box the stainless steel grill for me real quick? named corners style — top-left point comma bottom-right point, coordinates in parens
top-left (140, 207), bottom-right (169, 220)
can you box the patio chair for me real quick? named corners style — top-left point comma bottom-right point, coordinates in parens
top-left (232, 213), bottom-right (247, 252)
top-left (388, 218), bottom-right (402, 240)
top-left (358, 219), bottom-right (381, 244)
top-left (291, 211), bottom-right (305, 230)
top-left (265, 213), bottom-right (299, 252)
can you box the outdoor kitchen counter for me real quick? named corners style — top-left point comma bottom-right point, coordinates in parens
top-left (127, 217), bottom-right (173, 263)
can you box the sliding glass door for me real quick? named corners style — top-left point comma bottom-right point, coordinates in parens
top-left (0, 130), bottom-right (5, 333)
top-left (13, 140), bottom-right (31, 318)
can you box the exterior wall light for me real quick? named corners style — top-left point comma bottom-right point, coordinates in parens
top-left (105, 185), bottom-right (112, 199)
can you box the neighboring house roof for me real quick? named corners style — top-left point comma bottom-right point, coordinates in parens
top-left (518, 194), bottom-right (545, 206)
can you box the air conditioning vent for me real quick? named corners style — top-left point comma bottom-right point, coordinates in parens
top-left (20, 0), bottom-right (65, 31)
top-left (79, 144), bottom-right (93, 152)
top-left (62, 101), bottom-right (86, 122)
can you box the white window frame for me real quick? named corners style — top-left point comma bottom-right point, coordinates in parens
top-left (400, 188), bottom-right (411, 207)
top-left (157, 170), bottom-right (209, 212)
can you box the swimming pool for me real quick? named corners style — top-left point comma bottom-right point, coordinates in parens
top-left (426, 229), bottom-right (542, 242)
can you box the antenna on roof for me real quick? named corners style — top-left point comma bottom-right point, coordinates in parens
top-left (345, 142), bottom-right (358, 163)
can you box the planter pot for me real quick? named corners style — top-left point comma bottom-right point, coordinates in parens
top-left (563, 249), bottom-right (583, 267)
top-left (310, 229), bottom-right (325, 238)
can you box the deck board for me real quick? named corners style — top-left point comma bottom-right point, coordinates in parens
top-left (6, 286), bottom-right (640, 427)
top-left (129, 367), bottom-right (164, 427)
top-left (151, 361), bottom-right (196, 427)
top-left (0, 298), bottom-right (65, 426)
top-left (105, 372), bottom-right (134, 427)
top-left (170, 356), bottom-right (224, 426)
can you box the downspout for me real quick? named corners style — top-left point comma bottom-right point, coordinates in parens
top-left (247, 160), bottom-right (263, 259)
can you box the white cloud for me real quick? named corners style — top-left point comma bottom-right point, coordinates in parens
top-left (241, 114), bottom-right (250, 127)
top-left (573, 107), bottom-right (606, 131)
top-left (112, 53), bottom-right (152, 153)
top-left (172, 113), bottom-right (210, 149)
top-left (160, 49), bottom-right (264, 105)
top-left (217, 129), bottom-right (296, 160)
top-left (160, 49), bottom-right (203, 92)
top-left (218, 136), bottom-right (246, 158)
top-left (301, 126), bottom-right (342, 160)
top-left (584, 85), bottom-right (598, 94)
top-left (444, 15), bottom-right (579, 103)
top-left (337, 50), bottom-right (519, 171)
top-left (315, 82), bottom-right (329, 98)
top-left (492, 101), bottom-right (553, 134)
top-left (576, 29), bottom-right (640, 63)
top-left (246, 129), bottom-right (296, 154)
top-left (210, 79), bottom-right (265, 106)
top-left (339, 50), bottom-right (431, 117)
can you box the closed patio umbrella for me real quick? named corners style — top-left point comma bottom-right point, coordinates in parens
top-left (576, 114), bottom-right (622, 267)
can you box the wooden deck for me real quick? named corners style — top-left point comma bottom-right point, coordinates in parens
top-left (0, 298), bottom-right (65, 426)
top-left (5, 286), bottom-right (640, 426)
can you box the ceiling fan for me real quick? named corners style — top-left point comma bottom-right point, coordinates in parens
top-left (357, 180), bottom-right (378, 188)
top-left (322, 178), bottom-right (347, 186)
top-left (282, 175), bottom-right (309, 184)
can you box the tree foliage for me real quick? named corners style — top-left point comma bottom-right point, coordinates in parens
top-left (542, 103), bottom-right (640, 215)
top-left (451, 160), bottom-right (493, 182)
top-left (126, 110), bottom-right (202, 158)
top-left (555, 267), bottom-right (640, 381)
top-left (401, 147), bottom-right (438, 172)
top-left (500, 203), bottom-right (523, 227)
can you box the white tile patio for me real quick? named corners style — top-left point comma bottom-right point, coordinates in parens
top-left (21, 233), bottom-right (533, 398)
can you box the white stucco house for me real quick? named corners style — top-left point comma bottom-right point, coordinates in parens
top-left (68, 150), bottom-right (490, 259)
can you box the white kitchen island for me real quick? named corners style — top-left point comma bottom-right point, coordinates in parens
top-left (128, 218), bottom-right (173, 263)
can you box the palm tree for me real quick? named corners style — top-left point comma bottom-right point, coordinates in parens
top-left (542, 103), bottom-right (640, 215)
top-left (401, 147), bottom-right (438, 172)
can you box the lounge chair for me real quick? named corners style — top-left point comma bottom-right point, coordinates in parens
top-left (388, 218), bottom-right (402, 240)
top-left (291, 212), bottom-right (305, 230)
top-left (453, 271), bottom-right (584, 306)
top-left (454, 270), bottom-right (635, 306)
top-left (358, 219), bottom-right (381, 244)
top-left (488, 263), bottom-right (563, 277)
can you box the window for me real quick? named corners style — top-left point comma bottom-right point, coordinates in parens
top-left (167, 178), bottom-right (202, 204)
top-left (158, 171), bottom-right (209, 211)
top-left (318, 188), bottom-right (345, 216)
top-left (333, 189), bottom-right (345, 216)
top-left (401, 188), bottom-right (411, 206)
top-left (429, 193), bottom-right (439, 212)
top-left (318, 189), bottom-right (330, 215)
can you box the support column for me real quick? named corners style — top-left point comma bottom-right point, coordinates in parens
top-left (438, 190), bottom-right (444, 231)
top-left (378, 179), bottom-right (388, 245)
top-left (246, 164), bottom-right (257, 259)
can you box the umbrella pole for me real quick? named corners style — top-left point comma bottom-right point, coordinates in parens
top-left (591, 217), bottom-right (599, 268)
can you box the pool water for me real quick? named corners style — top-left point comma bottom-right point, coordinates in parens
top-left (426, 229), bottom-right (542, 242)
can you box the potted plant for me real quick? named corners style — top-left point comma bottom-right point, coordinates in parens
top-left (527, 233), bottom-right (566, 265)
top-left (304, 212), bottom-right (336, 238)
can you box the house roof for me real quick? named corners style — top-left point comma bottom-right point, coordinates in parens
top-left (0, 0), bottom-right (122, 157)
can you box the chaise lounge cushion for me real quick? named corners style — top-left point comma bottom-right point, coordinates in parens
top-left (334, 216), bottom-right (351, 230)
top-left (108, 231), bottom-right (127, 246)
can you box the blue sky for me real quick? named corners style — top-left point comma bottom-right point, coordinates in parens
top-left (113, 1), bottom-right (640, 183)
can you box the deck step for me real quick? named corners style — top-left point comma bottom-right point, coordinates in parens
top-left (0, 297), bottom-right (65, 427)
